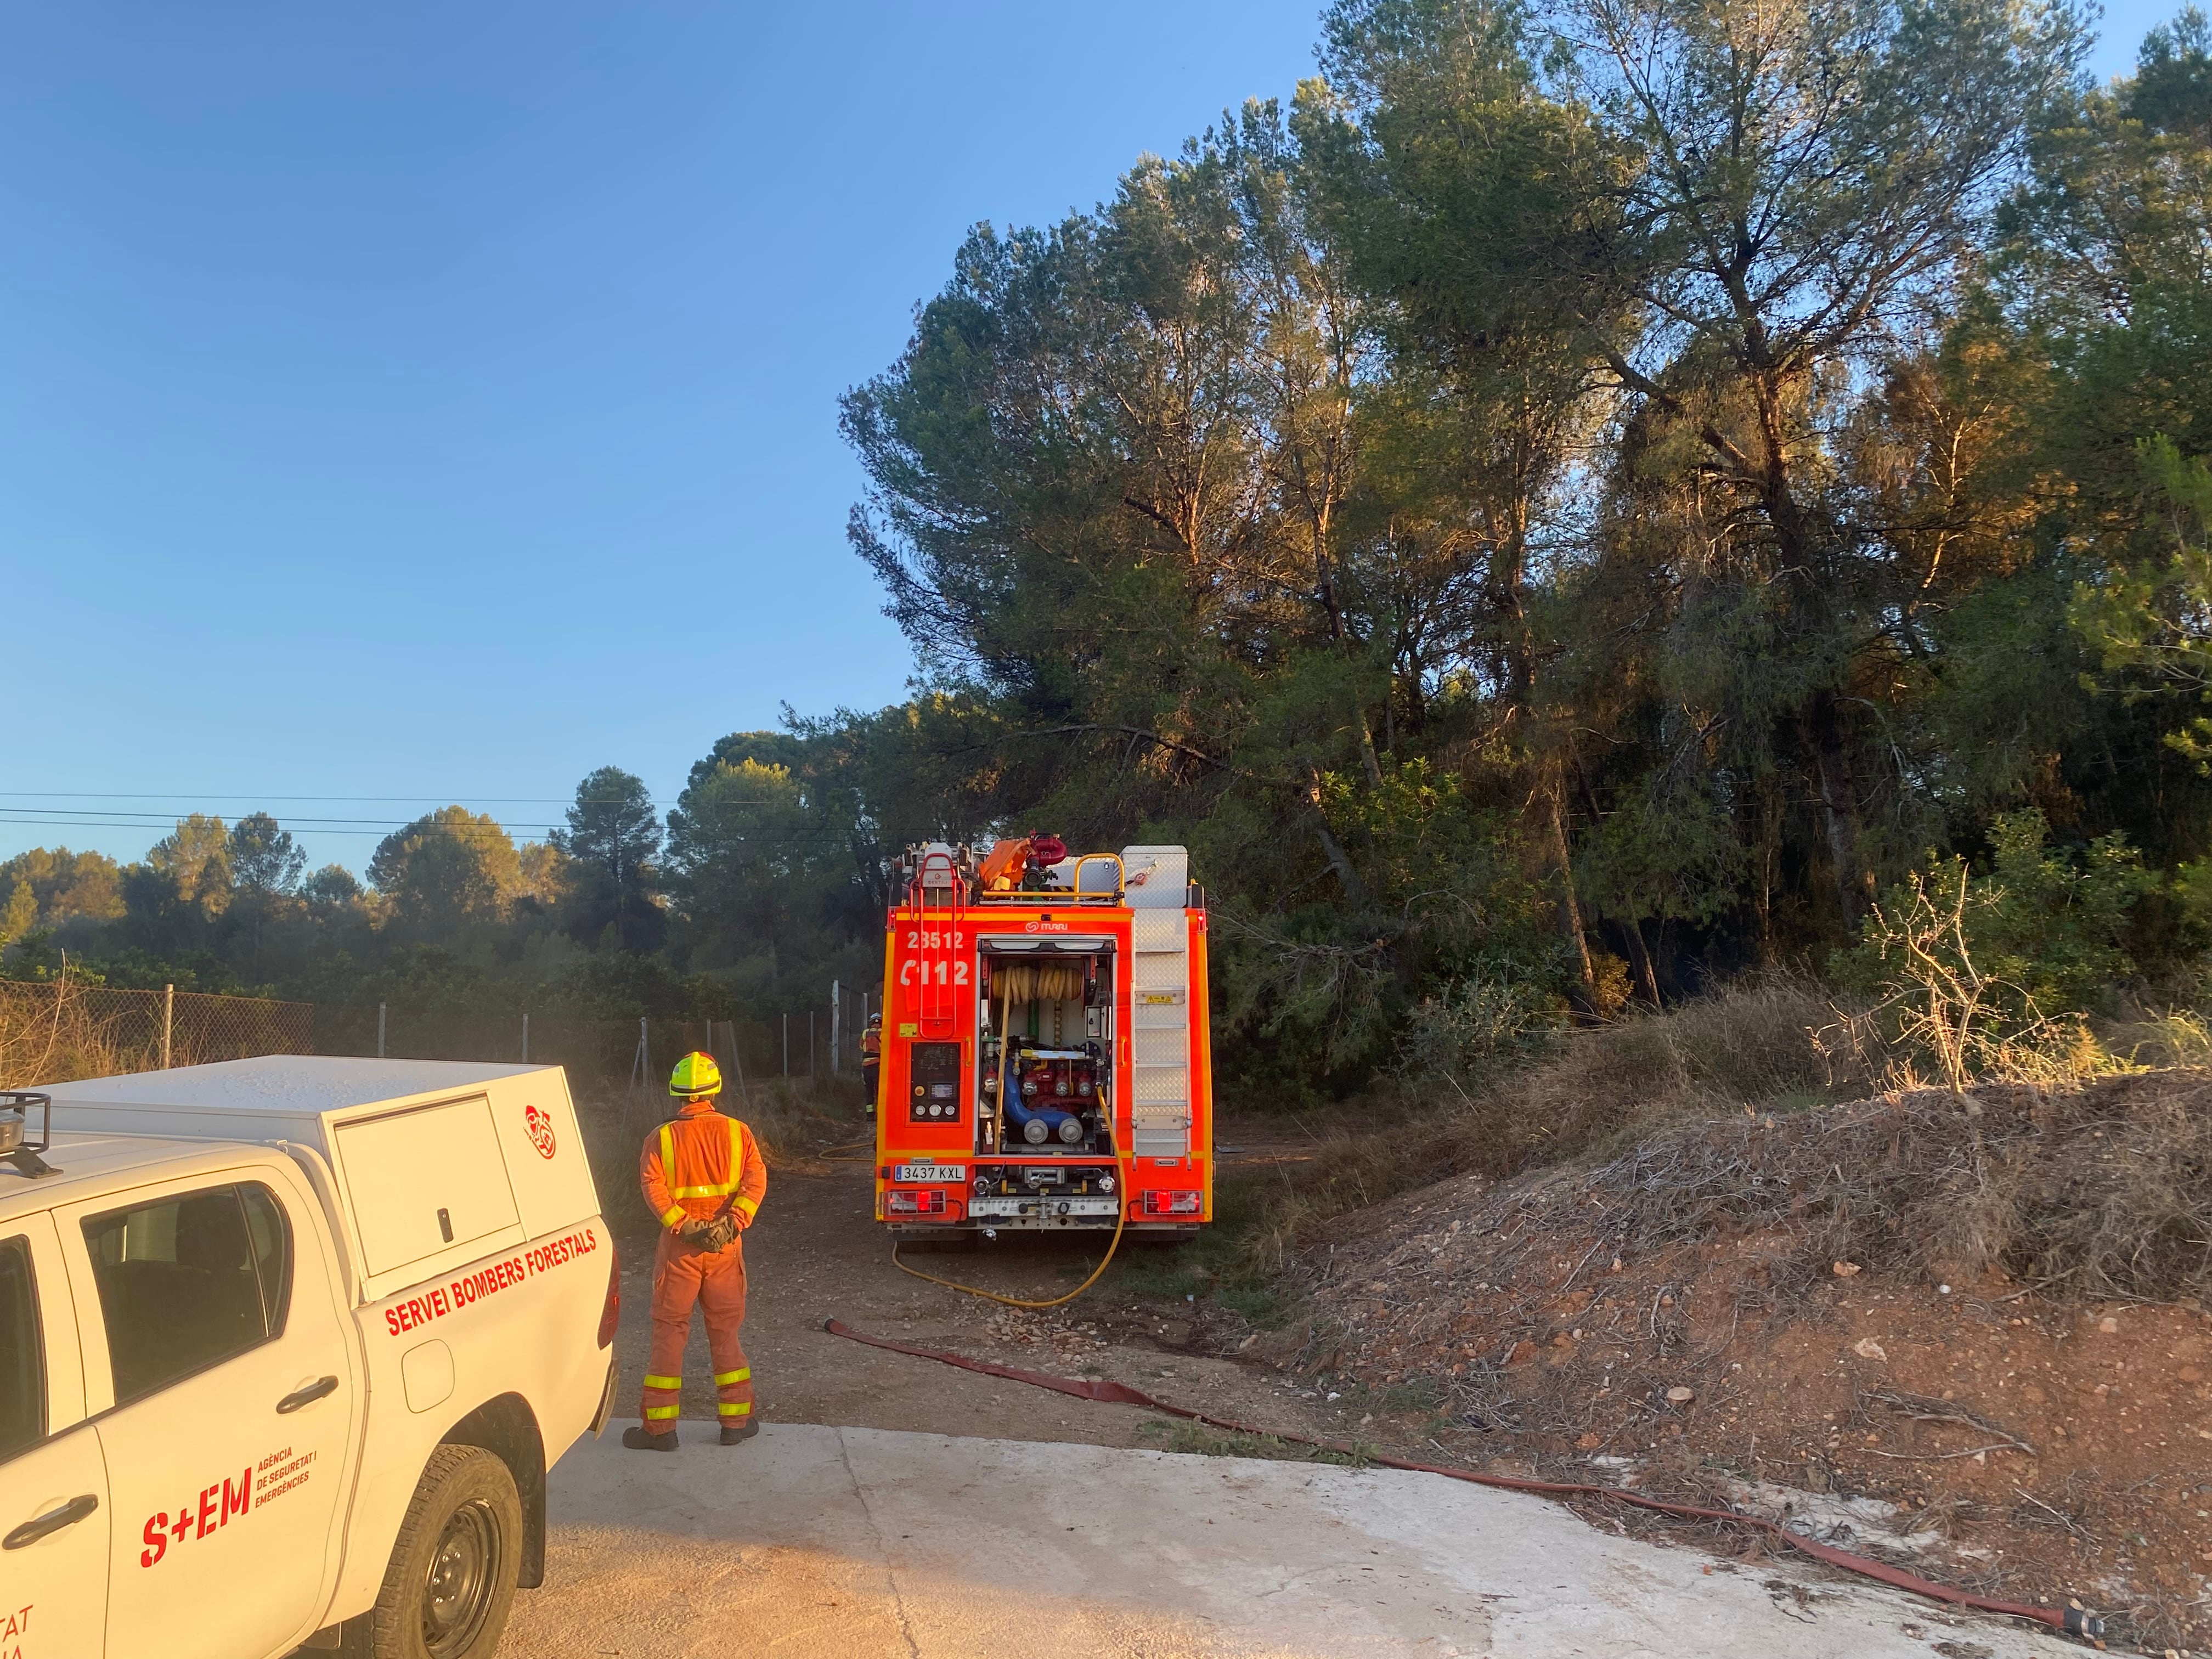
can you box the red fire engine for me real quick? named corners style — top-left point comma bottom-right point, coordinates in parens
top-left (872, 839), bottom-right (1212, 1239)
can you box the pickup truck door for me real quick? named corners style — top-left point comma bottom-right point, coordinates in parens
top-left (60, 1166), bottom-right (358, 1659)
top-left (0, 1212), bottom-right (110, 1659)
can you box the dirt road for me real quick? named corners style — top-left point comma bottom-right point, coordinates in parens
top-left (606, 1138), bottom-right (1336, 1449)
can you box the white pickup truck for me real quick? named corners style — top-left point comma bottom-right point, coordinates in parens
top-left (0, 1056), bottom-right (618, 1659)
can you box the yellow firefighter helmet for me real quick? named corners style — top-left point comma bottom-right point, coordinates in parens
top-left (668, 1051), bottom-right (723, 1099)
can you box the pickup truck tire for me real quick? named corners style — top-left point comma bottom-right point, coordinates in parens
top-left (369, 1444), bottom-right (524, 1659)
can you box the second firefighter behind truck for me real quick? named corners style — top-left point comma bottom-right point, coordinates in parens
top-left (860, 1012), bottom-right (883, 1119)
top-left (623, 1050), bottom-right (768, 1451)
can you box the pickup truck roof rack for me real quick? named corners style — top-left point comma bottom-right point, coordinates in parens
top-left (0, 1091), bottom-right (58, 1178)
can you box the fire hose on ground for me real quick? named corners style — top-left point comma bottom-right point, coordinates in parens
top-left (821, 1317), bottom-right (2108, 1647)
top-left (889, 1159), bottom-right (1131, 1310)
top-left (890, 989), bottom-right (1133, 1311)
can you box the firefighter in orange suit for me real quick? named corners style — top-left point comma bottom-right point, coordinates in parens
top-left (860, 1012), bottom-right (883, 1119)
top-left (623, 1051), bottom-right (768, 1451)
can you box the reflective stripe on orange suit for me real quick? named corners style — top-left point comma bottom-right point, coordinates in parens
top-left (637, 1101), bottom-right (768, 1426)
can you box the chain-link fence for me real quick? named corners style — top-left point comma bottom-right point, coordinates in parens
top-left (0, 977), bottom-right (873, 1167)
top-left (313, 1006), bottom-right (850, 1092)
top-left (0, 980), bottom-right (316, 1088)
top-left (0, 978), bottom-right (871, 1095)
top-left (315, 1004), bottom-right (867, 1152)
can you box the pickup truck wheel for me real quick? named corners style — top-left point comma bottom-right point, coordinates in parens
top-left (370, 1444), bottom-right (523, 1659)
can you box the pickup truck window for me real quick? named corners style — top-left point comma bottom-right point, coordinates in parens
top-left (81, 1182), bottom-right (294, 1407)
top-left (0, 1237), bottom-right (41, 1460)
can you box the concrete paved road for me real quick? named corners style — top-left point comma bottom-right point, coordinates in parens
top-left (500, 1424), bottom-right (2059, 1659)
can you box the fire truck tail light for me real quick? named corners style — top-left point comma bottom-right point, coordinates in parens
top-left (596, 1238), bottom-right (622, 1349)
top-left (887, 1189), bottom-right (948, 1216)
top-left (1142, 1190), bottom-right (1202, 1216)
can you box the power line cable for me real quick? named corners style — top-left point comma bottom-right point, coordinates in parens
top-left (0, 815), bottom-right (851, 845)
top-left (0, 800), bottom-right (650, 814)
top-left (0, 800), bottom-right (781, 819)
top-left (0, 807), bottom-right (791, 832)
top-left (0, 808), bottom-right (571, 829)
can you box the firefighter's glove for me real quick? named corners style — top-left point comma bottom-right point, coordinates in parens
top-left (676, 1217), bottom-right (712, 1244)
top-left (697, 1215), bottom-right (739, 1251)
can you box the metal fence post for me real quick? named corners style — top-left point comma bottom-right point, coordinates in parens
top-left (161, 984), bottom-right (173, 1070)
top-left (809, 1009), bottom-right (817, 1092)
top-left (377, 1002), bottom-right (387, 1059)
top-left (727, 1021), bottom-right (751, 1109)
top-left (781, 1013), bottom-right (788, 1078)
top-left (831, 980), bottom-right (841, 1075)
top-left (522, 1012), bottom-right (529, 1063)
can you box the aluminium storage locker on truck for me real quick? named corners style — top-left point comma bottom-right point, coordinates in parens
top-left (39, 1055), bottom-right (597, 1304)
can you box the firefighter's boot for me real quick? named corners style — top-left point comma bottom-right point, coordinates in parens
top-left (622, 1425), bottom-right (678, 1452)
top-left (719, 1419), bottom-right (759, 1446)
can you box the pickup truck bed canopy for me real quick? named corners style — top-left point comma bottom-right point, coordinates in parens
top-left (41, 1056), bottom-right (597, 1304)
top-left (42, 1055), bottom-right (546, 1129)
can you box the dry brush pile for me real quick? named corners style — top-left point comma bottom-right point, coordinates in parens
top-left (1555, 1075), bottom-right (2212, 1306)
top-left (1267, 1074), bottom-right (2212, 1648)
top-left (1301, 1074), bottom-right (2212, 1398)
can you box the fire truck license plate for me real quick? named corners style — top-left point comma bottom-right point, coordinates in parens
top-left (895, 1163), bottom-right (963, 1183)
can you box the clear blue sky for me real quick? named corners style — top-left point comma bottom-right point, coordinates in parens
top-left (0, 1), bottom-right (2180, 876)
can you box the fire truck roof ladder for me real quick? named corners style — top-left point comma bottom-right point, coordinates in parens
top-left (910, 842), bottom-right (965, 1036)
top-left (1124, 845), bottom-right (1192, 1158)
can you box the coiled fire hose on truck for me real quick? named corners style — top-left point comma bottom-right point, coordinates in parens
top-left (820, 1318), bottom-right (2110, 1647)
top-left (891, 987), bottom-right (1131, 1310)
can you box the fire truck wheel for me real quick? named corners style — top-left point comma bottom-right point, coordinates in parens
top-left (369, 1444), bottom-right (524, 1659)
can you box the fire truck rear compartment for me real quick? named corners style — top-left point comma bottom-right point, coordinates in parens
top-left (881, 842), bottom-right (1207, 1238)
top-left (981, 947), bottom-right (1114, 1158)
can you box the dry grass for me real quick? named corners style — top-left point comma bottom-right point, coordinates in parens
top-left (724, 1078), bottom-right (866, 1166)
top-left (2102, 1007), bottom-right (2212, 1068)
top-left (1228, 1114), bottom-right (1448, 1275)
top-left (1197, 979), bottom-right (1873, 1302)
top-left (1282, 1072), bottom-right (2212, 1654)
top-left (1222, 977), bottom-right (2209, 1313)
top-left (1, 977), bottom-right (313, 1090)
top-left (0, 980), bottom-right (136, 1089)
top-left (1548, 1073), bottom-right (2212, 1304)
top-left (1960, 1071), bottom-right (2212, 1301)
top-left (1294, 1075), bottom-right (2212, 1469)
top-left (1435, 973), bottom-right (1878, 1178)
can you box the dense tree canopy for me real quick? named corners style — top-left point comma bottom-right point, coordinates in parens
top-left (12, 0), bottom-right (2212, 1102)
top-left (834, 0), bottom-right (2212, 1092)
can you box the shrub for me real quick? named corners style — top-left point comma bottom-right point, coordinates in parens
top-left (1394, 968), bottom-right (1565, 1093)
top-left (1835, 811), bottom-right (2154, 1090)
